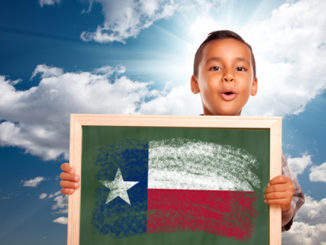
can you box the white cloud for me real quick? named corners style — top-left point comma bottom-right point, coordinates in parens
top-left (243, 0), bottom-right (326, 116)
top-left (31, 64), bottom-right (63, 79)
top-left (93, 65), bottom-right (125, 75)
top-left (52, 195), bottom-right (68, 213)
top-left (287, 153), bottom-right (312, 178)
top-left (52, 216), bottom-right (68, 225)
top-left (139, 84), bottom-right (202, 115)
top-left (39, 193), bottom-right (48, 199)
top-left (0, 65), bottom-right (160, 160)
top-left (48, 191), bottom-right (61, 199)
top-left (295, 196), bottom-right (326, 225)
top-left (39, 0), bottom-right (61, 7)
top-left (283, 196), bottom-right (326, 245)
top-left (41, 191), bottom-right (68, 225)
top-left (40, 191), bottom-right (68, 215)
top-left (46, 191), bottom-right (68, 214)
top-left (0, 64), bottom-right (199, 160)
top-left (79, 0), bottom-right (229, 44)
top-left (81, 0), bottom-right (178, 43)
top-left (283, 222), bottom-right (326, 245)
top-left (309, 162), bottom-right (326, 182)
top-left (22, 176), bottom-right (45, 187)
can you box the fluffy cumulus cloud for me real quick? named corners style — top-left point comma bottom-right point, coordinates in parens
top-left (283, 222), bottom-right (326, 245)
top-left (22, 176), bottom-right (45, 187)
top-left (295, 196), bottom-right (326, 225)
top-left (244, 0), bottom-right (326, 116)
top-left (287, 154), bottom-right (326, 183)
top-left (39, 0), bottom-right (61, 7)
top-left (81, 0), bottom-right (178, 43)
top-left (309, 162), bottom-right (326, 182)
top-left (281, 154), bottom-right (326, 244)
top-left (80, 0), bottom-right (229, 44)
top-left (287, 153), bottom-right (312, 178)
top-left (139, 84), bottom-right (202, 115)
top-left (0, 65), bottom-right (199, 160)
top-left (283, 196), bottom-right (326, 245)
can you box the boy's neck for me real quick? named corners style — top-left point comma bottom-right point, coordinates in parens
top-left (203, 111), bottom-right (242, 116)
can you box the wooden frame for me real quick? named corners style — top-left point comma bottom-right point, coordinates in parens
top-left (68, 114), bottom-right (282, 245)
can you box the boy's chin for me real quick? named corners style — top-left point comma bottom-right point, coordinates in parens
top-left (204, 108), bottom-right (242, 116)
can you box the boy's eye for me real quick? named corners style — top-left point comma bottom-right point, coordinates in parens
top-left (209, 66), bottom-right (221, 71)
top-left (236, 66), bottom-right (247, 72)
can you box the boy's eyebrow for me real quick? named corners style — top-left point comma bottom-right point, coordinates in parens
top-left (205, 57), bottom-right (250, 64)
top-left (205, 57), bottom-right (223, 64)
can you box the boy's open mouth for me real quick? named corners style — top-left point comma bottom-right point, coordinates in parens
top-left (221, 91), bottom-right (236, 101)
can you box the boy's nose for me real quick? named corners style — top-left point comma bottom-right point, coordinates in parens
top-left (223, 73), bottom-right (234, 82)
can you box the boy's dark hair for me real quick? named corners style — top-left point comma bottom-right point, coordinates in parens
top-left (193, 30), bottom-right (256, 78)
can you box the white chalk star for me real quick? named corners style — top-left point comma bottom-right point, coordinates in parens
top-left (100, 168), bottom-right (138, 205)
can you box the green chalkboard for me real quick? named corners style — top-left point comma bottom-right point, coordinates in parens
top-left (68, 115), bottom-right (282, 245)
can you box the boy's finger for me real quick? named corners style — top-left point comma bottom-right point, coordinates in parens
top-left (264, 191), bottom-right (291, 200)
top-left (60, 172), bottom-right (80, 182)
top-left (61, 163), bottom-right (74, 173)
top-left (60, 180), bottom-right (80, 189)
top-left (269, 175), bottom-right (290, 185)
top-left (265, 184), bottom-right (292, 193)
top-left (60, 188), bottom-right (75, 195)
top-left (265, 198), bottom-right (290, 206)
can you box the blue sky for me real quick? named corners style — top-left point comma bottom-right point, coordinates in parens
top-left (0, 0), bottom-right (326, 244)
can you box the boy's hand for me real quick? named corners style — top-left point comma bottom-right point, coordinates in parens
top-left (60, 163), bottom-right (80, 195)
top-left (264, 175), bottom-right (294, 212)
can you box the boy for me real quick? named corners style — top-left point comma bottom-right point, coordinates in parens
top-left (60, 30), bottom-right (304, 231)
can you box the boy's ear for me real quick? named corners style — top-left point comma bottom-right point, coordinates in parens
top-left (251, 77), bottom-right (258, 96)
top-left (191, 75), bottom-right (200, 94)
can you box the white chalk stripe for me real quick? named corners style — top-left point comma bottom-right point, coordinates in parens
top-left (148, 138), bottom-right (261, 191)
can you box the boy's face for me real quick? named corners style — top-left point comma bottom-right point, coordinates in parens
top-left (191, 38), bottom-right (258, 116)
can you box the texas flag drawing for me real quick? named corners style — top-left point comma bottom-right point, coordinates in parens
top-left (92, 138), bottom-right (261, 243)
